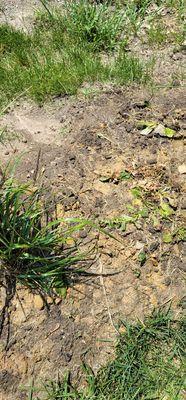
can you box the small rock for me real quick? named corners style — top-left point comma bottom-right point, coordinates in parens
top-left (72, 202), bottom-right (79, 210)
top-left (178, 164), bottom-right (186, 174)
top-left (168, 197), bottom-right (178, 210)
top-left (22, 138), bottom-right (27, 143)
top-left (181, 198), bottom-right (186, 209)
top-left (65, 352), bottom-right (72, 362)
top-left (55, 297), bottom-right (62, 305)
top-left (51, 161), bottom-right (57, 166)
top-left (148, 224), bottom-right (162, 233)
top-left (172, 79), bottom-right (180, 87)
top-left (149, 242), bottom-right (159, 252)
top-left (46, 296), bottom-right (54, 305)
top-left (118, 325), bottom-right (126, 334)
top-left (79, 230), bottom-right (87, 239)
top-left (147, 158), bottom-right (156, 165)
top-left (164, 277), bottom-right (171, 286)
top-left (4, 150), bottom-right (9, 155)
top-left (126, 123), bottom-right (134, 132)
top-left (33, 295), bottom-right (44, 310)
top-left (135, 241), bottom-right (144, 250)
top-left (105, 154), bottom-right (112, 160)
top-left (103, 249), bottom-right (113, 257)
top-left (172, 53), bottom-right (182, 61)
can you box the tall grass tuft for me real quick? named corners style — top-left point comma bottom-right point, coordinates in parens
top-left (64, 0), bottom-right (124, 51)
top-left (0, 177), bottom-right (92, 299)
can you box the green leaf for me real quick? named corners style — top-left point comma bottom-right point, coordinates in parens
top-left (176, 227), bottom-right (186, 242)
top-left (164, 127), bottom-right (176, 138)
top-left (137, 120), bottom-right (157, 128)
top-left (55, 286), bottom-right (67, 298)
top-left (131, 187), bottom-right (142, 198)
top-left (159, 202), bottom-right (174, 218)
top-left (119, 170), bottom-right (132, 180)
top-left (133, 269), bottom-right (141, 278)
top-left (138, 208), bottom-right (149, 218)
top-left (138, 251), bottom-right (147, 266)
top-left (163, 232), bottom-right (173, 243)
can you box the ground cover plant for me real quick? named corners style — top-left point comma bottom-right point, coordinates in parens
top-left (29, 309), bottom-right (186, 399)
top-left (0, 0), bottom-right (160, 109)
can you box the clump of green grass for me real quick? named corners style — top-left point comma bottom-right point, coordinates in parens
top-left (0, 175), bottom-right (92, 299)
top-left (147, 22), bottom-right (168, 46)
top-left (29, 309), bottom-right (186, 399)
top-left (112, 52), bottom-right (152, 84)
top-left (64, 0), bottom-right (124, 51)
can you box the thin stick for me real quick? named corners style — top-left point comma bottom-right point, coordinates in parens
top-left (33, 148), bottom-right (41, 184)
top-left (99, 258), bottom-right (119, 334)
top-left (38, 0), bottom-right (53, 17)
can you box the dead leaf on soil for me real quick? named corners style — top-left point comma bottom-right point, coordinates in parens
top-left (178, 164), bottom-right (186, 174)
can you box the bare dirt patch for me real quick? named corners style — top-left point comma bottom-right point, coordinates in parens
top-left (0, 85), bottom-right (185, 399)
top-left (0, 0), bottom-right (60, 29)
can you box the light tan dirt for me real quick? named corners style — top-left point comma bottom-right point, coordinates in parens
top-left (0, 2), bottom-right (186, 399)
top-left (0, 85), bottom-right (185, 400)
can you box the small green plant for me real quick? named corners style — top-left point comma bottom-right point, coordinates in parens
top-left (112, 52), bottom-right (151, 84)
top-left (176, 227), bottom-right (186, 242)
top-left (29, 309), bottom-right (186, 399)
top-left (119, 170), bottom-right (133, 180)
top-left (138, 250), bottom-right (147, 265)
top-left (147, 22), bottom-right (168, 47)
top-left (101, 214), bottom-right (137, 231)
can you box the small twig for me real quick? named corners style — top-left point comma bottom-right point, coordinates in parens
top-left (33, 148), bottom-right (41, 184)
top-left (38, 0), bottom-right (53, 17)
top-left (99, 258), bottom-right (119, 334)
top-left (45, 323), bottom-right (60, 339)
